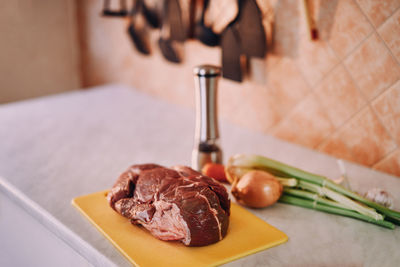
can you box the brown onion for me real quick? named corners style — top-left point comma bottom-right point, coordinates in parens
top-left (231, 170), bottom-right (283, 208)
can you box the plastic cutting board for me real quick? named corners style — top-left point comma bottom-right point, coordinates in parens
top-left (72, 191), bottom-right (288, 267)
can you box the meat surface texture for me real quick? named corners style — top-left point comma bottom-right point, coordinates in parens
top-left (107, 164), bottom-right (230, 246)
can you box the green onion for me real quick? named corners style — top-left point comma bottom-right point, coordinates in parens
top-left (276, 177), bottom-right (298, 187)
top-left (227, 154), bottom-right (400, 227)
top-left (279, 195), bottom-right (395, 230)
top-left (225, 163), bottom-right (297, 187)
top-left (227, 154), bottom-right (327, 184)
top-left (324, 180), bottom-right (400, 220)
top-left (283, 188), bottom-right (349, 210)
top-left (297, 180), bottom-right (383, 221)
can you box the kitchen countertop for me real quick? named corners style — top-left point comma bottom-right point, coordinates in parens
top-left (0, 84), bottom-right (399, 266)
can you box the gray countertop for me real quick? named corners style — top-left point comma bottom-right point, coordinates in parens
top-left (0, 84), bottom-right (399, 266)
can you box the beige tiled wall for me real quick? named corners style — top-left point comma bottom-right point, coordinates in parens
top-left (0, 0), bottom-right (80, 104)
top-left (78, 0), bottom-right (400, 177)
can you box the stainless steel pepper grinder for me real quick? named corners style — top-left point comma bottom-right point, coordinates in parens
top-left (192, 65), bottom-right (222, 171)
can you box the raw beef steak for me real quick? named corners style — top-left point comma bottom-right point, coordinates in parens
top-left (107, 164), bottom-right (230, 246)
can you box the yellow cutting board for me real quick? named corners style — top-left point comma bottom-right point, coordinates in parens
top-left (72, 191), bottom-right (288, 267)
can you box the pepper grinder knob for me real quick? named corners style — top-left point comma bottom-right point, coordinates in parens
top-left (192, 65), bottom-right (222, 171)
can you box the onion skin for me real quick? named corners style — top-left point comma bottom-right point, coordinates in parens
top-left (231, 170), bottom-right (283, 208)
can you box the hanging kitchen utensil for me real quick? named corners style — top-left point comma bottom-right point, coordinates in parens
top-left (127, 0), bottom-right (151, 55)
top-left (177, 0), bottom-right (193, 39)
top-left (204, 0), bottom-right (239, 34)
top-left (255, 0), bottom-right (275, 48)
top-left (236, 0), bottom-right (266, 58)
top-left (142, 0), bottom-right (161, 28)
top-left (169, 0), bottom-right (187, 42)
top-left (158, 0), bottom-right (182, 63)
top-left (221, 24), bottom-right (243, 82)
top-left (302, 0), bottom-right (318, 40)
top-left (187, 0), bottom-right (196, 38)
top-left (195, 0), bottom-right (220, 47)
top-left (102, 0), bottom-right (129, 17)
top-left (246, 0), bottom-right (274, 85)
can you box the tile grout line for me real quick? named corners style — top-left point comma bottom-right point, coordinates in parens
top-left (309, 27), bottom-right (372, 151)
top-left (288, 36), bottom-right (373, 149)
top-left (286, 39), bottom-right (345, 148)
top-left (248, 81), bottom-right (284, 134)
top-left (313, 42), bottom-right (388, 153)
top-left (291, 2), bottom-right (377, 113)
top-left (369, 100), bottom-right (399, 149)
top-left (258, 10), bottom-right (300, 132)
top-left (333, 0), bottom-right (377, 62)
top-left (353, 0), bottom-right (400, 30)
top-left (375, 25), bottom-right (400, 67)
top-left (338, 24), bottom-right (400, 149)
top-left (269, 0), bottom-right (399, 171)
top-left (316, 0), bottom-right (400, 172)
top-left (267, 88), bottom-right (337, 150)
top-left (371, 146), bottom-right (399, 170)
top-left (266, 90), bottom-right (314, 135)
top-left (266, 40), bottom-right (338, 136)
top-left (340, 64), bottom-right (399, 163)
top-left (319, 2), bottom-right (400, 155)
top-left (340, 35), bottom-right (400, 145)
top-left (269, 1), bottom-right (399, 154)
top-left (299, 67), bottom-right (338, 149)
top-left (315, 100), bottom-right (399, 168)
top-left (270, 0), bottom-right (374, 135)
top-left (338, 44), bottom-right (399, 156)
top-left (265, 32), bottom-right (318, 133)
top-left (339, 30), bottom-right (374, 63)
top-left (353, 0), bottom-right (400, 65)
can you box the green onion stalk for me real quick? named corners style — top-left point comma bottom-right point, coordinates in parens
top-left (279, 195), bottom-right (395, 229)
top-left (226, 154), bottom-right (400, 228)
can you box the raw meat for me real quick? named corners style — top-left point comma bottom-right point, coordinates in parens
top-left (107, 164), bottom-right (230, 246)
